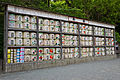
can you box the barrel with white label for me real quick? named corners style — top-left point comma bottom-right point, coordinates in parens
top-left (15, 15), bottom-right (23, 21)
top-left (8, 31), bottom-right (15, 38)
top-left (9, 21), bottom-right (15, 28)
top-left (31, 39), bottom-right (37, 46)
top-left (23, 39), bottom-right (30, 46)
top-left (30, 32), bottom-right (36, 38)
top-left (8, 38), bottom-right (15, 46)
top-left (9, 14), bottom-right (15, 21)
top-left (16, 31), bottom-right (23, 38)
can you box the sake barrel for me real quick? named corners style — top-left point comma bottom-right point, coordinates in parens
top-left (23, 32), bottom-right (30, 38)
top-left (69, 28), bottom-right (73, 33)
top-left (55, 21), bottom-right (60, 26)
top-left (62, 26), bottom-right (65, 32)
top-left (23, 39), bottom-right (30, 46)
top-left (24, 55), bottom-right (31, 62)
top-left (69, 53), bottom-right (73, 58)
top-left (74, 24), bottom-right (78, 29)
top-left (44, 40), bottom-right (49, 46)
top-left (25, 48), bottom-right (31, 55)
top-left (9, 14), bottom-right (15, 21)
top-left (8, 31), bottom-right (15, 38)
top-left (70, 23), bottom-right (73, 28)
top-left (39, 54), bottom-right (44, 61)
top-left (15, 21), bottom-right (23, 29)
top-left (55, 26), bottom-right (60, 32)
top-left (44, 19), bottom-right (49, 25)
top-left (56, 48), bottom-right (61, 54)
top-left (64, 22), bottom-right (69, 27)
top-left (55, 34), bottom-right (60, 39)
top-left (31, 23), bottom-right (37, 30)
top-left (39, 18), bottom-right (44, 24)
top-left (49, 26), bottom-right (54, 31)
top-left (32, 55), bottom-right (37, 61)
top-left (61, 21), bottom-right (65, 27)
top-left (15, 15), bottom-right (23, 21)
top-left (30, 32), bottom-right (36, 38)
top-left (39, 33), bottom-right (44, 39)
top-left (70, 48), bottom-right (74, 53)
top-left (16, 31), bottom-right (23, 38)
top-left (44, 48), bottom-right (49, 54)
top-left (64, 53), bottom-right (67, 59)
top-left (9, 21), bottom-right (15, 28)
top-left (39, 48), bottom-right (44, 54)
top-left (49, 40), bottom-right (55, 46)
top-left (55, 40), bottom-right (60, 46)
top-left (8, 38), bottom-right (15, 46)
top-left (39, 24), bottom-right (44, 31)
top-left (50, 20), bottom-right (55, 25)
top-left (31, 39), bottom-right (37, 46)
top-left (31, 17), bottom-right (36, 23)
top-left (74, 52), bottom-right (79, 58)
top-left (54, 54), bottom-right (60, 59)
top-left (39, 39), bottom-right (44, 46)
top-left (23, 16), bottom-right (30, 22)
top-left (44, 33), bottom-right (49, 39)
top-left (44, 26), bottom-right (49, 31)
top-left (43, 54), bottom-right (50, 60)
top-left (31, 48), bottom-right (37, 55)
top-left (65, 35), bottom-right (70, 40)
top-left (49, 34), bottom-right (55, 40)
top-left (49, 48), bottom-right (55, 54)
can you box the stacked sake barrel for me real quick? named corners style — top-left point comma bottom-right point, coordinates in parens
top-left (24, 48), bottom-right (37, 62)
top-left (79, 24), bottom-right (93, 57)
top-left (39, 33), bottom-right (60, 46)
top-left (7, 48), bottom-right (37, 63)
top-left (80, 36), bottom-right (93, 46)
top-left (39, 48), bottom-right (61, 60)
top-left (106, 47), bottom-right (115, 55)
top-left (62, 35), bottom-right (78, 46)
top-left (38, 18), bottom-right (61, 60)
top-left (8, 14), bottom-right (37, 63)
top-left (79, 25), bottom-right (92, 35)
top-left (62, 48), bottom-right (79, 59)
top-left (95, 47), bottom-right (105, 56)
top-left (81, 48), bottom-right (93, 57)
top-left (94, 37), bottom-right (105, 46)
top-left (62, 22), bottom-right (78, 34)
top-left (8, 14), bottom-right (37, 46)
top-left (106, 38), bottom-right (114, 46)
top-left (105, 29), bottom-right (114, 37)
top-left (94, 27), bottom-right (104, 36)
top-left (61, 21), bottom-right (79, 59)
top-left (7, 13), bottom-right (115, 64)
top-left (105, 28), bottom-right (114, 55)
top-left (8, 31), bottom-right (37, 46)
top-left (39, 19), bottom-right (60, 32)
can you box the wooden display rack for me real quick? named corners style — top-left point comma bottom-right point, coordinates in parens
top-left (3, 4), bottom-right (116, 72)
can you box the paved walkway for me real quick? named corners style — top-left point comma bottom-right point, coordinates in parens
top-left (0, 58), bottom-right (120, 80)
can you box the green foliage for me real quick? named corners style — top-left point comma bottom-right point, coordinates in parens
top-left (115, 32), bottom-right (120, 44)
top-left (50, 0), bottom-right (86, 18)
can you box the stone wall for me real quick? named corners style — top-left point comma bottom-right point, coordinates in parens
top-left (4, 55), bottom-right (117, 73)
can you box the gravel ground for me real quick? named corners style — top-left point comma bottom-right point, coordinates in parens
top-left (0, 58), bottom-right (120, 80)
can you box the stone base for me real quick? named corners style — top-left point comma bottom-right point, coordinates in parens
top-left (4, 54), bottom-right (117, 72)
